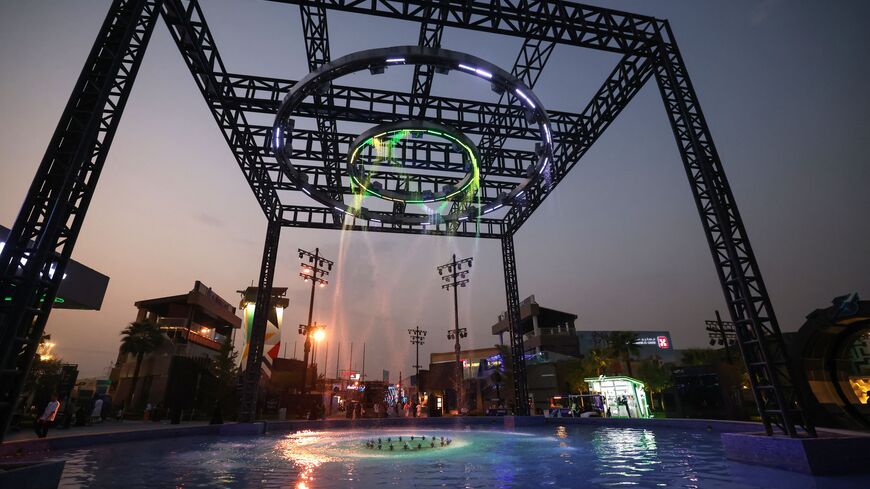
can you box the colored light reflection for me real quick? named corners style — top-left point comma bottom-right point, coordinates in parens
top-left (349, 128), bottom-right (480, 205)
top-left (277, 431), bottom-right (334, 489)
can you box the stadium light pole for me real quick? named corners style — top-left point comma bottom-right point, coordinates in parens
top-left (705, 310), bottom-right (736, 364)
top-left (298, 247), bottom-right (333, 393)
top-left (438, 254), bottom-right (472, 414)
top-left (408, 326), bottom-right (427, 393)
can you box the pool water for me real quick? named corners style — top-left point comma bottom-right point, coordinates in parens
top-left (48, 425), bottom-right (870, 488)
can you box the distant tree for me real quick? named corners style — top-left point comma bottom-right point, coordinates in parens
top-left (585, 348), bottom-right (610, 377)
top-left (636, 356), bottom-right (673, 411)
top-left (556, 358), bottom-right (586, 394)
top-left (558, 348), bottom-right (611, 393)
top-left (210, 336), bottom-right (239, 421)
top-left (680, 348), bottom-right (723, 366)
top-left (607, 332), bottom-right (640, 377)
top-left (212, 337), bottom-right (239, 398)
top-left (119, 320), bottom-right (167, 408)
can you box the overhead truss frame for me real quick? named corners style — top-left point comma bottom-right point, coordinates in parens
top-left (0, 0), bottom-right (813, 436)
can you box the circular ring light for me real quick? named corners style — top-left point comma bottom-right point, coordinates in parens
top-left (273, 45), bottom-right (554, 224)
top-left (348, 120), bottom-right (480, 204)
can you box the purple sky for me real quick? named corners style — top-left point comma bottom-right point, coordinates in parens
top-left (1, 1), bottom-right (868, 379)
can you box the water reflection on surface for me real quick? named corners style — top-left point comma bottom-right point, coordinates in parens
top-left (36, 425), bottom-right (870, 488)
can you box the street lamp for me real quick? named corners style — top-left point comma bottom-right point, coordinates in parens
top-left (437, 254), bottom-right (473, 413)
top-left (298, 322), bottom-right (326, 392)
top-left (408, 326), bottom-right (427, 391)
top-left (37, 335), bottom-right (55, 361)
top-left (312, 328), bottom-right (326, 343)
top-left (298, 247), bottom-right (334, 393)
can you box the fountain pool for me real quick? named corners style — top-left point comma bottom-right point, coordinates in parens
top-left (42, 425), bottom-right (870, 488)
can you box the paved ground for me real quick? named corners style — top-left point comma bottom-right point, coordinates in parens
top-left (4, 412), bottom-right (421, 443)
top-left (4, 419), bottom-right (212, 443)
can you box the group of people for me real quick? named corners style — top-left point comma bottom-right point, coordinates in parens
top-left (398, 400), bottom-right (425, 418)
top-left (342, 399), bottom-right (426, 419)
top-left (32, 393), bottom-right (119, 438)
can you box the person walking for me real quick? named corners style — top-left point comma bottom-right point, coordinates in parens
top-left (35, 394), bottom-right (60, 438)
top-left (90, 396), bottom-right (103, 424)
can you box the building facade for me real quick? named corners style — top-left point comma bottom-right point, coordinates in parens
top-left (492, 295), bottom-right (580, 362)
top-left (577, 330), bottom-right (677, 364)
top-left (111, 281), bottom-right (241, 413)
top-left (426, 347), bottom-right (501, 414)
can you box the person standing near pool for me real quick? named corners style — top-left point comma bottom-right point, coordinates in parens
top-left (35, 393), bottom-right (60, 438)
top-left (90, 396), bottom-right (103, 424)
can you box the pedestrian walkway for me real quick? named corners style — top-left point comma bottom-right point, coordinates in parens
top-left (4, 419), bottom-right (211, 444)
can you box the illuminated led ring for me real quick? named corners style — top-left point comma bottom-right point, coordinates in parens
top-left (348, 120), bottom-right (480, 204)
top-left (273, 46), bottom-right (554, 224)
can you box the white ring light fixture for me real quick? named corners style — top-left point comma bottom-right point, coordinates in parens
top-left (273, 46), bottom-right (554, 225)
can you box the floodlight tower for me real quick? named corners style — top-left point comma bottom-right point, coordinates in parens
top-left (437, 254), bottom-right (472, 413)
top-left (298, 247), bottom-right (333, 393)
top-left (705, 310), bottom-right (736, 364)
top-left (408, 326), bottom-right (427, 382)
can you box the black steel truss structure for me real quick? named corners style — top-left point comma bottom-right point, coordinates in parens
top-left (0, 0), bottom-right (814, 437)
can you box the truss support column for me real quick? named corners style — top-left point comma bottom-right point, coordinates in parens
top-left (0, 0), bottom-right (162, 441)
top-left (299, 3), bottom-right (343, 224)
top-left (652, 21), bottom-right (814, 437)
top-left (238, 219), bottom-right (282, 423)
top-left (501, 233), bottom-right (528, 416)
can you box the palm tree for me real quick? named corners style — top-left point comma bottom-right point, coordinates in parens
top-left (607, 331), bottom-right (640, 377)
top-left (119, 320), bottom-right (166, 408)
top-left (636, 356), bottom-right (673, 411)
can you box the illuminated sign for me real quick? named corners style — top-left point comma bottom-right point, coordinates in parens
top-left (635, 335), bottom-right (671, 349)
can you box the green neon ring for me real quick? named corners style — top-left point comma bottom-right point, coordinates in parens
top-left (347, 121), bottom-right (480, 205)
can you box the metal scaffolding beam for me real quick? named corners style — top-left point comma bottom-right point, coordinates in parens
top-left (266, 0), bottom-right (659, 53)
top-left (501, 233), bottom-right (528, 415)
top-left (395, 4), bottom-right (447, 219)
top-left (0, 0), bottom-right (163, 441)
top-left (652, 21), bottom-right (813, 437)
top-left (238, 219), bottom-right (282, 422)
top-left (504, 51), bottom-right (654, 233)
top-left (300, 3), bottom-right (344, 223)
top-left (0, 0), bottom-right (811, 437)
top-left (161, 0), bottom-right (281, 221)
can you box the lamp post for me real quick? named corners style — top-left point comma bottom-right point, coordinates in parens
top-left (408, 326), bottom-right (427, 395)
top-left (298, 322), bottom-right (326, 393)
top-left (437, 254), bottom-right (472, 413)
top-left (705, 310), bottom-right (736, 364)
top-left (298, 247), bottom-right (333, 393)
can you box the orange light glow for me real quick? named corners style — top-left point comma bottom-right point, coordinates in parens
top-left (312, 329), bottom-right (326, 342)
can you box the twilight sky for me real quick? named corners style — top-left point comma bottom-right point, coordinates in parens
top-left (1, 1), bottom-right (868, 379)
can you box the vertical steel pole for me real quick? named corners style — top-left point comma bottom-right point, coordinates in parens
top-left (452, 254), bottom-right (463, 412)
top-left (238, 219), bottom-right (281, 422)
top-left (501, 234), bottom-right (528, 415)
top-left (301, 248), bottom-right (318, 394)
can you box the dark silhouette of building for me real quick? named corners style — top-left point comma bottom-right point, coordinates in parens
top-left (492, 295), bottom-right (579, 360)
top-left (110, 281), bottom-right (240, 414)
